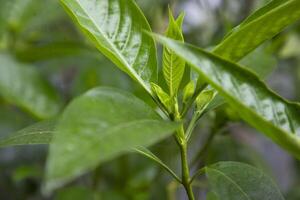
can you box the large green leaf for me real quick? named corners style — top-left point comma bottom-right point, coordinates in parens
top-left (206, 162), bottom-right (284, 200)
top-left (0, 54), bottom-right (61, 119)
top-left (195, 0), bottom-right (300, 112)
top-left (45, 87), bottom-right (178, 192)
top-left (60, 0), bottom-right (157, 94)
top-left (206, 46), bottom-right (277, 111)
top-left (0, 120), bottom-right (55, 147)
top-left (155, 36), bottom-right (300, 158)
top-left (162, 10), bottom-right (185, 96)
top-left (213, 0), bottom-right (300, 61)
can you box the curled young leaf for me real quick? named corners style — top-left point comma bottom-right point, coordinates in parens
top-left (151, 83), bottom-right (173, 113)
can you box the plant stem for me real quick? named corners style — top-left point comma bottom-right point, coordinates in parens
top-left (179, 140), bottom-right (195, 200)
top-left (176, 124), bottom-right (195, 200)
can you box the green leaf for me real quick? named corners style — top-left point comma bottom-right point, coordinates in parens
top-left (195, 89), bottom-right (216, 114)
top-left (0, 120), bottom-right (55, 148)
top-left (182, 81), bottom-right (195, 104)
top-left (214, 0), bottom-right (300, 61)
top-left (55, 186), bottom-right (95, 200)
top-left (206, 191), bottom-right (220, 200)
top-left (206, 46), bottom-right (277, 111)
top-left (155, 35), bottom-right (300, 159)
top-left (0, 54), bottom-right (61, 119)
top-left (206, 161), bottom-right (284, 200)
top-left (150, 83), bottom-right (173, 113)
top-left (60, 0), bottom-right (157, 94)
top-left (162, 9), bottom-right (185, 96)
top-left (201, 0), bottom-right (300, 112)
top-left (45, 87), bottom-right (179, 192)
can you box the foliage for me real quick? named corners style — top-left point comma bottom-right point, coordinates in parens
top-left (0, 0), bottom-right (300, 199)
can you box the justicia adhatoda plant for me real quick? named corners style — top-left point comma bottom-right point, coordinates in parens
top-left (0, 0), bottom-right (300, 199)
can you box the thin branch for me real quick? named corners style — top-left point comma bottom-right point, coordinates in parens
top-left (134, 147), bottom-right (182, 183)
top-left (190, 167), bottom-right (206, 184)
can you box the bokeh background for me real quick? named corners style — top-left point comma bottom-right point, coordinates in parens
top-left (0, 0), bottom-right (300, 199)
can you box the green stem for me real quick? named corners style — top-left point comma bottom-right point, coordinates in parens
top-left (179, 140), bottom-right (195, 200)
top-left (175, 122), bottom-right (195, 200)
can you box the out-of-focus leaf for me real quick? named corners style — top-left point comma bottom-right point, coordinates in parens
top-left (55, 186), bottom-right (95, 200)
top-left (205, 135), bottom-right (267, 168)
top-left (15, 42), bottom-right (93, 62)
top-left (279, 34), bottom-right (300, 58)
top-left (206, 191), bottom-right (220, 200)
top-left (45, 87), bottom-right (179, 192)
top-left (214, 0), bottom-right (300, 61)
top-left (0, 120), bottom-right (55, 148)
top-left (0, 54), bottom-right (61, 118)
top-left (155, 36), bottom-right (300, 158)
top-left (240, 46), bottom-right (277, 79)
top-left (12, 165), bottom-right (42, 182)
top-left (206, 162), bottom-right (284, 200)
top-left (162, 9), bottom-right (185, 96)
top-left (0, 0), bottom-right (62, 34)
top-left (60, 0), bottom-right (157, 94)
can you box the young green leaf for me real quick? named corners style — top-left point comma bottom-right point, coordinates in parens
top-left (0, 54), bottom-right (61, 119)
top-left (45, 87), bottom-right (179, 192)
top-left (0, 120), bottom-right (55, 147)
top-left (195, 89), bottom-right (216, 114)
top-left (206, 161), bottom-right (284, 200)
top-left (150, 83), bottom-right (173, 113)
top-left (213, 0), bottom-right (300, 61)
top-left (60, 0), bottom-right (157, 94)
top-left (155, 35), bottom-right (300, 158)
top-left (162, 9), bottom-right (185, 96)
top-left (182, 81), bottom-right (195, 104)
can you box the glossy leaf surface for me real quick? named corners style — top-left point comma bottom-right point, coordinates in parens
top-left (162, 10), bottom-right (185, 96)
top-left (0, 54), bottom-right (61, 119)
top-left (0, 120), bottom-right (55, 147)
top-left (206, 162), bottom-right (284, 200)
top-left (45, 87), bottom-right (178, 192)
top-left (155, 36), bottom-right (300, 158)
top-left (213, 0), bottom-right (300, 61)
top-left (60, 0), bottom-right (157, 94)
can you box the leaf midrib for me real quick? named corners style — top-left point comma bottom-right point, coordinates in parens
top-left (0, 131), bottom-right (53, 146)
top-left (208, 168), bottom-right (251, 200)
top-left (67, 0), bottom-right (151, 93)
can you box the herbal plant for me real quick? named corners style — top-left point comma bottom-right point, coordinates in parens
top-left (0, 0), bottom-right (300, 199)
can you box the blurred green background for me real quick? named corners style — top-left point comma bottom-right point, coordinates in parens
top-left (0, 0), bottom-right (300, 199)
